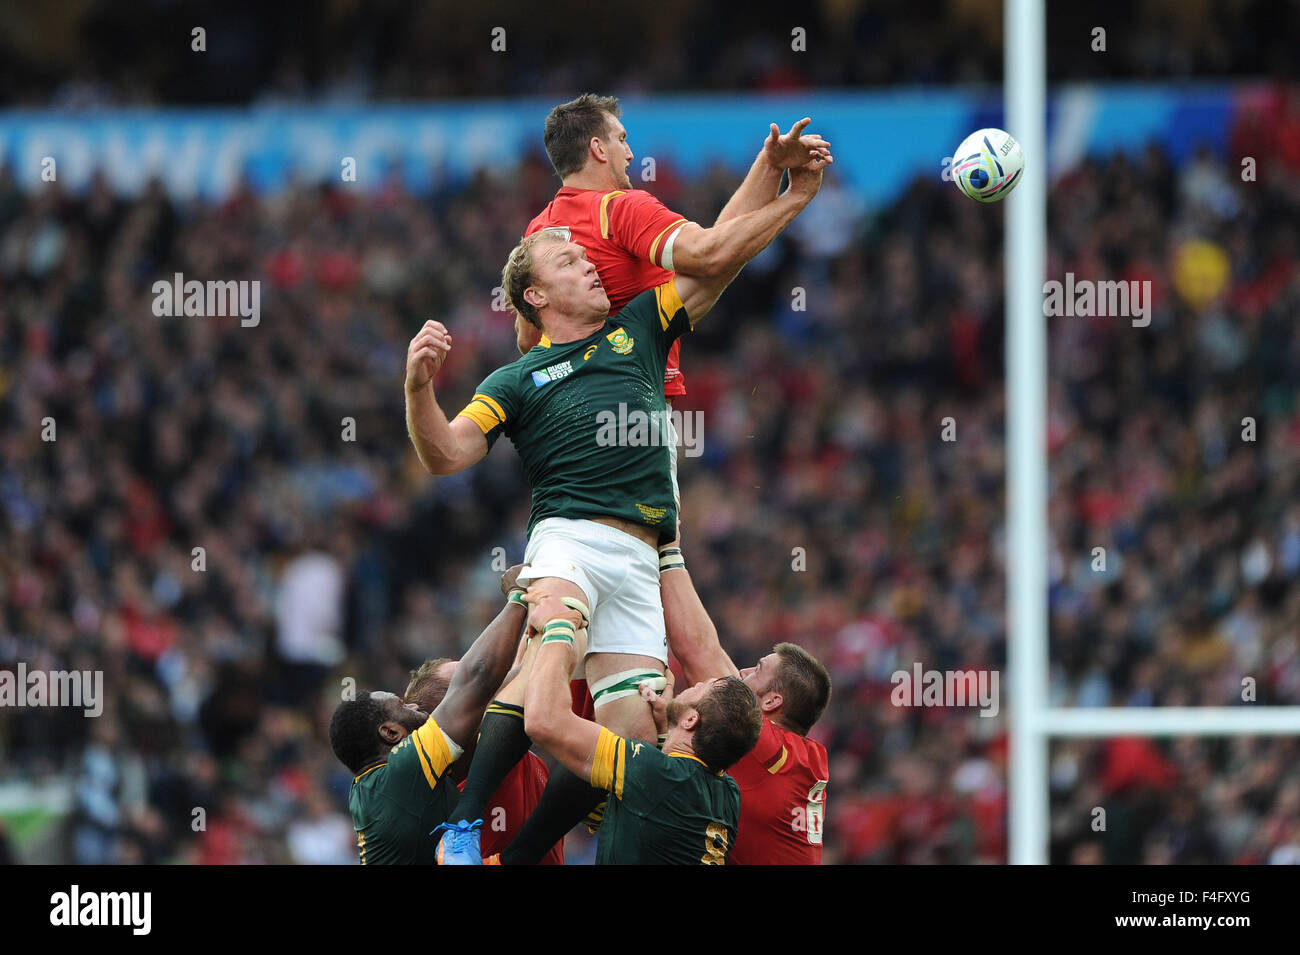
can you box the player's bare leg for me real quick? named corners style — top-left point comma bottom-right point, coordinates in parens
top-left (583, 651), bottom-right (663, 743)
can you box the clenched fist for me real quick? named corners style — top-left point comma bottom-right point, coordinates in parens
top-left (406, 321), bottom-right (452, 393)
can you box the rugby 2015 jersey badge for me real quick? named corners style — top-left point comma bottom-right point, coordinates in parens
top-left (532, 360), bottom-right (574, 387)
top-left (606, 327), bottom-right (634, 355)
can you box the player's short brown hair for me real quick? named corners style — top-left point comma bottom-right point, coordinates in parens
top-left (544, 93), bottom-right (622, 179)
top-left (404, 657), bottom-right (454, 713)
top-left (772, 643), bottom-right (832, 736)
top-left (692, 676), bottom-right (763, 772)
top-left (501, 228), bottom-right (570, 329)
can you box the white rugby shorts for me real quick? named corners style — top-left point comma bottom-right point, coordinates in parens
top-left (518, 517), bottom-right (668, 664)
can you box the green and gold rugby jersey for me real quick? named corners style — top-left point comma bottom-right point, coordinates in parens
top-left (347, 716), bottom-right (462, 865)
top-left (456, 281), bottom-right (692, 546)
top-left (588, 727), bottom-right (741, 865)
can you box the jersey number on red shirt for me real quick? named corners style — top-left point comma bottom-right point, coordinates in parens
top-left (804, 780), bottom-right (827, 846)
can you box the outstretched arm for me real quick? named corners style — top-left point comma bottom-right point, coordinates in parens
top-left (405, 320), bottom-right (490, 475)
top-left (661, 565), bottom-right (739, 687)
top-left (673, 156), bottom-right (829, 322)
top-left (433, 597), bottom-right (528, 751)
top-left (522, 596), bottom-right (605, 782)
top-left (713, 119), bottom-right (831, 226)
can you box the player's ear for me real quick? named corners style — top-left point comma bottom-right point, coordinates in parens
top-left (590, 136), bottom-right (607, 164)
top-left (678, 707), bottom-right (699, 731)
top-left (524, 285), bottom-right (546, 311)
top-left (378, 721), bottom-right (404, 745)
top-left (760, 692), bottom-right (783, 715)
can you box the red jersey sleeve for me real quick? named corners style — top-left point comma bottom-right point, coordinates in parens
top-left (603, 190), bottom-right (689, 271)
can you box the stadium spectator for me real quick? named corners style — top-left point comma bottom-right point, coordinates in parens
top-left (4, 116), bottom-right (1300, 862)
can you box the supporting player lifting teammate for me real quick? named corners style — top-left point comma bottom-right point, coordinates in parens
top-left (326, 569), bottom-right (528, 864)
top-left (520, 588), bottom-right (763, 864)
top-left (400, 568), bottom-right (564, 865)
top-left (659, 551), bottom-right (833, 864)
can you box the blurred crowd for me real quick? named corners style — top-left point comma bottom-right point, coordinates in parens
top-left (4, 86), bottom-right (1300, 863)
top-left (3, 0), bottom-right (1297, 109)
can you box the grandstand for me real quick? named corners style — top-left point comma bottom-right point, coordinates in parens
top-left (0, 0), bottom-right (1298, 867)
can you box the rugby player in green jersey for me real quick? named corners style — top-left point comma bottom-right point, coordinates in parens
top-left (404, 155), bottom-right (826, 863)
top-left (521, 589), bottom-right (762, 864)
top-left (327, 567), bottom-right (531, 864)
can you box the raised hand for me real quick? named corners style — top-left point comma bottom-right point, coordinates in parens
top-left (787, 153), bottom-right (832, 203)
top-left (763, 118), bottom-right (832, 172)
top-left (639, 667), bottom-right (676, 739)
top-left (522, 587), bottom-right (584, 637)
top-left (500, 563), bottom-right (526, 599)
top-left (405, 320), bottom-right (452, 393)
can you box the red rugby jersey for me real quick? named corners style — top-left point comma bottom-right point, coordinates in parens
top-left (526, 187), bottom-right (691, 397)
top-left (461, 751), bottom-right (563, 865)
top-left (726, 717), bottom-right (829, 865)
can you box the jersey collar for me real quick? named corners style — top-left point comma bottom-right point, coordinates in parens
top-left (667, 751), bottom-right (723, 775)
top-left (353, 762), bottom-right (386, 783)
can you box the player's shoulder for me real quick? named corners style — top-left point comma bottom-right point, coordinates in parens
top-left (618, 279), bottom-right (682, 323)
top-left (528, 186), bottom-right (621, 227)
top-left (770, 719), bottom-right (830, 770)
top-left (624, 737), bottom-right (665, 763)
top-left (606, 187), bottom-right (666, 208)
top-left (351, 762), bottom-right (389, 793)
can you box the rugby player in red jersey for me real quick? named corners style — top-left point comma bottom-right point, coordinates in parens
top-left (515, 94), bottom-right (830, 380)
top-left (657, 551), bottom-right (832, 864)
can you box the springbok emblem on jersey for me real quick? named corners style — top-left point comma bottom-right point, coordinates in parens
top-left (606, 327), bottom-right (634, 355)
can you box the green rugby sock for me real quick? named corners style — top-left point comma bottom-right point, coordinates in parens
top-left (449, 702), bottom-right (529, 825)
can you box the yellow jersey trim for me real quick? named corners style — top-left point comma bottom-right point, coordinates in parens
top-left (457, 399), bottom-right (501, 435)
top-left (473, 393), bottom-right (506, 423)
top-left (413, 717), bottom-right (455, 787)
top-left (766, 746), bottom-right (789, 775)
top-left (653, 280), bottom-right (686, 331)
top-left (353, 763), bottom-right (386, 783)
top-left (412, 731), bottom-right (439, 789)
top-left (599, 190), bottom-right (626, 240)
top-left (590, 727), bottom-right (626, 799)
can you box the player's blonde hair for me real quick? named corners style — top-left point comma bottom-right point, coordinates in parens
top-left (404, 657), bottom-right (454, 713)
top-left (501, 228), bottom-right (570, 329)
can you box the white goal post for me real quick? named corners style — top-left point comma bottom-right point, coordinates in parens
top-left (1003, 0), bottom-right (1300, 864)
